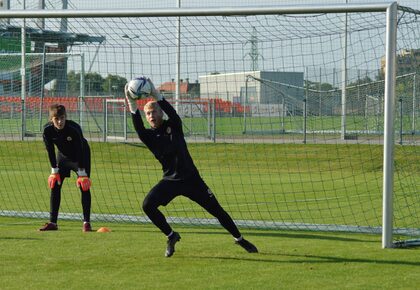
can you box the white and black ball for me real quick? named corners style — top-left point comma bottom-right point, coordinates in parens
top-left (127, 76), bottom-right (152, 100)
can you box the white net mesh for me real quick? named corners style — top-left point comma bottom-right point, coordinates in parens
top-left (0, 5), bottom-right (419, 246)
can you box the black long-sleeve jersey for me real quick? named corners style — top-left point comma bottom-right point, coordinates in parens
top-left (132, 98), bottom-right (200, 181)
top-left (43, 119), bottom-right (89, 169)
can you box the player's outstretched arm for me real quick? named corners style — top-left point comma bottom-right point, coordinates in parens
top-left (148, 78), bottom-right (182, 129)
top-left (124, 82), bottom-right (149, 142)
top-left (148, 78), bottom-right (163, 101)
top-left (125, 83), bottom-right (139, 114)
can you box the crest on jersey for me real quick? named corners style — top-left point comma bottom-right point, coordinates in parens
top-left (166, 126), bottom-right (171, 135)
top-left (67, 136), bottom-right (72, 141)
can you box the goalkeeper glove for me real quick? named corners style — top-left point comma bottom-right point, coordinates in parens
top-left (48, 167), bottom-right (61, 189)
top-left (124, 83), bottom-right (139, 114)
top-left (147, 78), bottom-right (163, 101)
top-left (76, 169), bottom-right (91, 191)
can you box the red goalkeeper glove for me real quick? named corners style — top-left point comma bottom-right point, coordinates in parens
top-left (48, 168), bottom-right (61, 189)
top-left (76, 169), bottom-right (91, 191)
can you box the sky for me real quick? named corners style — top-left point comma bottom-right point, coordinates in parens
top-left (11, 0), bottom-right (420, 12)
top-left (68, 1), bottom-right (419, 86)
top-left (69, 0), bottom-right (420, 10)
top-left (6, 0), bottom-right (420, 87)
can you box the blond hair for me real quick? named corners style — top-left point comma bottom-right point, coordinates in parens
top-left (143, 100), bottom-right (162, 113)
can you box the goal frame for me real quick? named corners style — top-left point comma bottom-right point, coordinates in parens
top-left (0, 2), bottom-right (399, 248)
top-left (105, 98), bottom-right (127, 142)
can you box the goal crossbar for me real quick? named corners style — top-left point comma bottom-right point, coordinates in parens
top-left (0, 3), bottom-right (395, 19)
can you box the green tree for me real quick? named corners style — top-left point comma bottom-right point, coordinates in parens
top-left (348, 75), bottom-right (373, 87)
top-left (67, 70), bottom-right (80, 95)
top-left (102, 74), bottom-right (128, 97)
top-left (66, 71), bottom-right (106, 96)
top-left (304, 80), bottom-right (334, 91)
top-left (85, 72), bottom-right (105, 95)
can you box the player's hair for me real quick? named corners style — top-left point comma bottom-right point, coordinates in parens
top-left (143, 101), bottom-right (162, 114)
top-left (49, 104), bottom-right (67, 120)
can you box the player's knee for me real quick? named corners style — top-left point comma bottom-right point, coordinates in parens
top-left (142, 198), bottom-right (155, 214)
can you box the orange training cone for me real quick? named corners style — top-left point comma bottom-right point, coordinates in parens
top-left (97, 227), bottom-right (111, 233)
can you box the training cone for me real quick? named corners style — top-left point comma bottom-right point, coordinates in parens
top-left (97, 227), bottom-right (111, 233)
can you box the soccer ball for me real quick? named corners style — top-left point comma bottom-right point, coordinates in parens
top-left (127, 76), bottom-right (152, 99)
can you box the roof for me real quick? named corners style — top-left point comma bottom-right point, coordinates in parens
top-left (0, 24), bottom-right (105, 45)
top-left (158, 81), bottom-right (189, 94)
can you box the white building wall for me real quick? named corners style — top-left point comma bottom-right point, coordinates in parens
top-left (199, 71), bottom-right (304, 104)
top-left (199, 71), bottom-right (261, 103)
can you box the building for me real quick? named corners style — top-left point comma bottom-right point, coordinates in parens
top-left (198, 71), bottom-right (304, 104)
top-left (0, 0), bottom-right (105, 96)
top-left (381, 48), bottom-right (420, 76)
top-left (157, 78), bottom-right (200, 98)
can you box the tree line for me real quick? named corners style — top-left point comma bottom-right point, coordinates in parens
top-left (65, 71), bottom-right (127, 97)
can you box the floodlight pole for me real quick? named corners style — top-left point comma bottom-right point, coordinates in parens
top-left (79, 53), bottom-right (85, 127)
top-left (243, 76), bottom-right (250, 134)
top-left (38, 43), bottom-right (47, 131)
top-left (341, 2), bottom-right (348, 140)
top-left (412, 74), bottom-right (417, 135)
top-left (122, 34), bottom-right (139, 80)
top-left (20, 0), bottom-right (26, 141)
top-left (304, 67), bottom-right (308, 144)
top-left (175, 0), bottom-right (181, 112)
top-left (382, 2), bottom-right (398, 249)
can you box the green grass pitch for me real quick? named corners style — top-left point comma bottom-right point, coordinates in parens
top-left (0, 140), bottom-right (387, 225)
top-left (0, 139), bottom-right (419, 228)
top-left (0, 137), bottom-right (419, 289)
top-left (1, 217), bottom-right (420, 289)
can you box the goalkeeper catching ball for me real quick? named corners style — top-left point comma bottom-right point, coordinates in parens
top-left (39, 104), bottom-right (93, 232)
top-left (125, 78), bottom-right (258, 257)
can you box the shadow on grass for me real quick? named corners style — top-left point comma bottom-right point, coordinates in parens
top-left (187, 252), bottom-right (420, 266)
top-left (108, 225), bottom-right (377, 243)
top-left (122, 142), bottom-right (147, 148)
top-left (0, 237), bottom-right (41, 241)
top-left (245, 231), bottom-right (377, 243)
top-left (177, 229), bottom-right (375, 243)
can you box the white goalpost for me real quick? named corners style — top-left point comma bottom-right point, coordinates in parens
top-left (0, 3), bottom-right (419, 249)
top-left (382, 3), bottom-right (398, 248)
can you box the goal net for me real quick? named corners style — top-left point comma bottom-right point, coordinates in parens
top-left (0, 4), bottom-right (419, 248)
top-left (105, 99), bottom-right (127, 141)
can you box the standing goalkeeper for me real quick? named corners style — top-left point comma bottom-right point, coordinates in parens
top-left (125, 79), bottom-right (258, 257)
top-left (40, 104), bottom-right (93, 232)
